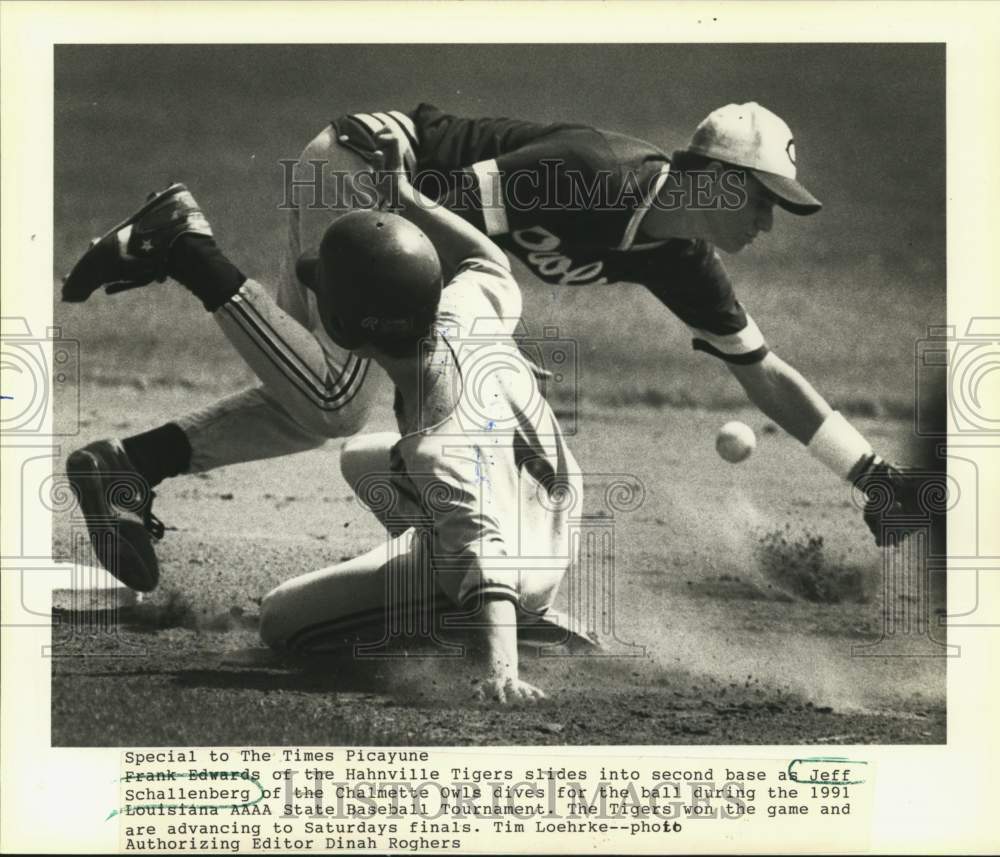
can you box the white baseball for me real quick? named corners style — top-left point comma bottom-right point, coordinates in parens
top-left (716, 421), bottom-right (756, 463)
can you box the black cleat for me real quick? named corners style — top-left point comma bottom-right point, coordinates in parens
top-left (66, 439), bottom-right (165, 592)
top-left (62, 182), bottom-right (212, 303)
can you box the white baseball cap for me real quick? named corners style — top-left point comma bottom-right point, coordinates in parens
top-left (687, 102), bottom-right (822, 215)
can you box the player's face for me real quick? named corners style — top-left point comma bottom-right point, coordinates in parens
top-left (709, 172), bottom-right (777, 254)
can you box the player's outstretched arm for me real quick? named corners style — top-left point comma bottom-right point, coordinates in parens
top-left (403, 451), bottom-right (544, 704)
top-left (726, 350), bottom-right (831, 444)
top-left (727, 351), bottom-right (924, 546)
top-left (468, 598), bottom-right (545, 705)
top-left (372, 130), bottom-right (510, 274)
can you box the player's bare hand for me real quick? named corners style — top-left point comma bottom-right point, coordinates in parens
top-left (373, 129), bottom-right (405, 175)
top-left (372, 129), bottom-right (408, 209)
top-left (473, 676), bottom-right (546, 706)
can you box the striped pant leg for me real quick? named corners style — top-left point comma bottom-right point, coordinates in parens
top-left (176, 125), bottom-right (389, 473)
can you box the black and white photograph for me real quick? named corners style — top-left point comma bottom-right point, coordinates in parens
top-left (46, 40), bottom-right (949, 746)
top-left (3, 2), bottom-right (999, 852)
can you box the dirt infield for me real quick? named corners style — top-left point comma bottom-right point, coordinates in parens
top-left (49, 43), bottom-right (946, 746)
top-left (51, 389), bottom-right (946, 746)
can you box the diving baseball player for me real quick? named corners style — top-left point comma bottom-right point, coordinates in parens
top-left (63, 102), bottom-right (924, 590)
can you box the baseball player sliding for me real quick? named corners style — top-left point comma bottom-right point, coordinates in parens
top-left (63, 101), bottom-right (924, 594)
top-left (69, 132), bottom-right (579, 702)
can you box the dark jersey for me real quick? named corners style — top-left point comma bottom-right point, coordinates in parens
top-left (331, 105), bottom-right (768, 363)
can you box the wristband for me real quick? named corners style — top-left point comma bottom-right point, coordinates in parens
top-left (472, 159), bottom-right (509, 236)
top-left (806, 410), bottom-right (873, 481)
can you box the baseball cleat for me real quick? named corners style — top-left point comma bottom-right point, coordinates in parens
top-left (66, 439), bottom-right (165, 592)
top-left (61, 182), bottom-right (213, 303)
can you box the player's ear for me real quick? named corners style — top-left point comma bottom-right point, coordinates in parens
top-left (295, 253), bottom-right (319, 291)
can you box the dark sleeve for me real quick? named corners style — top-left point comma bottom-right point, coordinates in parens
top-left (411, 102), bottom-right (586, 172)
top-left (618, 240), bottom-right (770, 364)
top-left (414, 106), bottom-right (621, 242)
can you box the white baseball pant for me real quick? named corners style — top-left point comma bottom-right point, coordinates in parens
top-left (174, 125), bottom-right (389, 472)
top-left (259, 432), bottom-right (449, 652)
top-left (258, 433), bottom-right (569, 652)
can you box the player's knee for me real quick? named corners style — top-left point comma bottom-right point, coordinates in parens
top-left (340, 432), bottom-right (397, 492)
top-left (319, 401), bottom-right (372, 439)
top-left (295, 125), bottom-right (337, 186)
top-left (282, 395), bottom-right (373, 440)
top-left (300, 124), bottom-right (337, 163)
top-left (287, 125), bottom-right (337, 213)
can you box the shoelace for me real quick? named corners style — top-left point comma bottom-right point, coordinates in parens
top-left (141, 491), bottom-right (166, 540)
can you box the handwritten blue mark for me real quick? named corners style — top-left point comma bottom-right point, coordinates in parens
top-left (106, 770), bottom-right (265, 821)
top-left (787, 757), bottom-right (867, 785)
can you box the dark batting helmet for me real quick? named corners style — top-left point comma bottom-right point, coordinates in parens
top-left (296, 210), bottom-right (443, 353)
